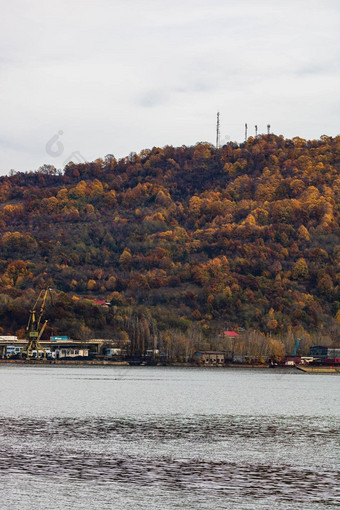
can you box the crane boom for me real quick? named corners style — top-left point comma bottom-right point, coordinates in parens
top-left (24, 289), bottom-right (52, 360)
top-left (292, 338), bottom-right (300, 356)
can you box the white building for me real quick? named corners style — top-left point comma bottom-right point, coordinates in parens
top-left (54, 348), bottom-right (89, 359)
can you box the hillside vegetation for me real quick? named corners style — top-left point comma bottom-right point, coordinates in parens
top-left (0, 134), bottom-right (340, 355)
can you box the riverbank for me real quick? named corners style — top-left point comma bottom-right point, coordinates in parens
top-left (0, 359), bottom-right (130, 366)
top-left (1, 359), bottom-right (339, 372)
top-left (0, 359), bottom-right (278, 368)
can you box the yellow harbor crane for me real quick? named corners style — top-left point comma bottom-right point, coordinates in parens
top-left (24, 288), bottom-right (53, 360)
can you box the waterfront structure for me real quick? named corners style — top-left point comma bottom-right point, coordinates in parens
top-left (5, 345), bottom-right (22, 357)
top-left (0, 338), bottom-right (101, 359)
top-left (194, 351), bottom-right (225, 366)
top-left (309, 346), bottom-right (340, 359)
top-left (104, 347), bottom-right (123, 356)
top-left (284, 356), bottom-right (301, 366)
top-left (54, 347), bottom-right (89, 359)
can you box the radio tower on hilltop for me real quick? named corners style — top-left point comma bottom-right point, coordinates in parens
top-left (216, 112), bottom-right (220, 149)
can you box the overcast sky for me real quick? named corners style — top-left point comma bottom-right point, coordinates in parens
top-left (0, 0), bottom-right (339, 174)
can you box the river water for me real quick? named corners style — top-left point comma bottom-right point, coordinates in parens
top-left (0, 366), bottom-right (338, 510)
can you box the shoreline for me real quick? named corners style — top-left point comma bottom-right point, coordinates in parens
top-left (0, 359), bottom-right (295, 369)
top-left (0, 359), bottom-right (338, 373)
top-left (0, 359), bottom-right (277, 367)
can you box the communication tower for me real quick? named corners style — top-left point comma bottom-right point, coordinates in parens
top-left (216, 112), bottom-right (220, 149)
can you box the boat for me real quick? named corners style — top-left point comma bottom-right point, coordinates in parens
top-left (296, 365), bottom-right (340, 374)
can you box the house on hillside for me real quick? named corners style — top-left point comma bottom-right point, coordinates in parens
top-left (93, 299), bottom-right (111, 308)
top-left (221, 330), bottom-right (239, 338)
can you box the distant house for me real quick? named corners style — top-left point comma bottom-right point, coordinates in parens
top-left (93, 299), bottom-right (110, 308)
top-left (194, 351), bottom-right (225, 366)
top-left (309, 346), bottom-right (340, 359)
top-left (221, 331), bottom-right (239, 338)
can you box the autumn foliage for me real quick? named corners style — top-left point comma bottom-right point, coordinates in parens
top-left (0, 135), bottom-right (340, 352)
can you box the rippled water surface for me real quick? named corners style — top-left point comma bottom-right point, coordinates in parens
top-left (0, 366), bottom-right (339, 509)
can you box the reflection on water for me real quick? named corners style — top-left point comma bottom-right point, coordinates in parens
top-left (0, 367), bottom-right (339, 510)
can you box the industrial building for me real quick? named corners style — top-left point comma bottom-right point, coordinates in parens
top-left (194, 351), bottom-right (225, 366)
top-left (309, 346), bottom-right (340, 359)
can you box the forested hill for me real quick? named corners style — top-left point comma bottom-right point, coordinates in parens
top-left (1, 134), bottom-right (340, 343)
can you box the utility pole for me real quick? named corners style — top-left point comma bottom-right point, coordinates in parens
top-left (245, 123), bottom-right (248, 142)
top-left (255, 125), bottom-right (258, 138)
top-left (216, 112), bottom-right (220, 149)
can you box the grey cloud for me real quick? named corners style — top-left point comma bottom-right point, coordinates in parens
top-left (138, 90), bottom-right (168, 108)
top-left (0, 0), bottom-right (339, 174)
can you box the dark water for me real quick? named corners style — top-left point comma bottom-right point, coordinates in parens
top-left (0, 366), bottom-right (339, 509)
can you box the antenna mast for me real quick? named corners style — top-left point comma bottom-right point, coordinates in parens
top-left (216, 112), bottom-right (220, 149)
top-left (245, 123), bottom-right (248, 142)
top-left (255, 125), bottom-right (258, 138)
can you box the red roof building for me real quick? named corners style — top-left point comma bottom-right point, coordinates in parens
top-left (93, 299), bottom-right (110, 307)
